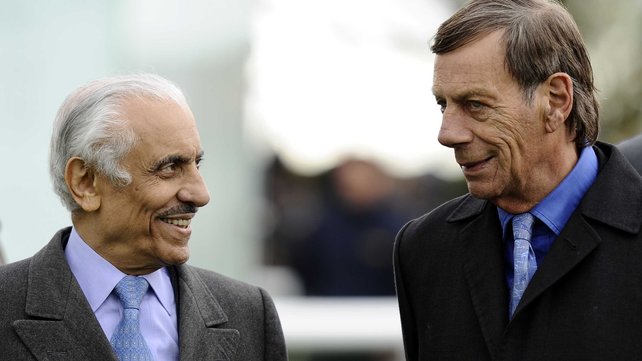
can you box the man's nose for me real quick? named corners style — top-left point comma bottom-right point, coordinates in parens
top-left (178, 165), bottom-right (210, 207)
top-left (437, 107), bottom-right (473, 148)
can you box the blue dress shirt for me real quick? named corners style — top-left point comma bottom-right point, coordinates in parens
top-left (498, 146), bottom-right (598, 291)
top-left (65, 227), bottom-right (179, 361)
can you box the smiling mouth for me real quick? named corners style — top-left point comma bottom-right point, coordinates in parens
top-left (160, 218), bottom-right (192, 228)
top-left (460, 156), bottom-right (492, 171)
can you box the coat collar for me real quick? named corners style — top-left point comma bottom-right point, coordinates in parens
top-left (513, 142), bottom-right (642, 316)
top-left (16, 227), bottom-right (241, 361)
top-left (16, 227), bottom-right (117, 361)
top-left (581, 142), bottom-right (642, 234)
top-left (173, 264), bottom-right (240, 360)
top-left (458, 202), bottom-right (508, 359)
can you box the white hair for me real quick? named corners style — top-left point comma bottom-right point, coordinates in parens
top-left (49, 73), bottom-right (188, 211)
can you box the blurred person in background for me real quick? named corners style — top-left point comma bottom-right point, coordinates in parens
top-left (290, 158), bottom-right (404, 297)
top-left (0, 74), bottom-right (286, 361)
top-left (0, 219), bottom-right (4, 265)
top-left (263, 157), bottom-right (466, 298)
top-left (618, 133), bottom-right (642, 174)
top-left (394, 0), bottom-right (642, 360)
top-left (262, 156), bottom-right (466, 361)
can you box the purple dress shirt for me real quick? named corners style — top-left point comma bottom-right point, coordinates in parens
top-left (65, 227), bottom-right (179, 361)
top-left (498, 145), bottom-right (599, 291)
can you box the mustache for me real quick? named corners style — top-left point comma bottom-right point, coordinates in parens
top-left (158, 204), bottom-right (199, 218)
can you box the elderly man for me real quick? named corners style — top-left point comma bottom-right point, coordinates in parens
top-left (0, 74), bottom-right (287, 360)
top-left (394, 0), bottom-right (642, 360)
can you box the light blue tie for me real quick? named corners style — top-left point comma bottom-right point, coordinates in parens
top-left (110, 276), bottom-right (154, 361)
top-left (510, 212), bottom-right (536, 318)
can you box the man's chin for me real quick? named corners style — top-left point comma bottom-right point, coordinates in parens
top-left (466, 182), bottom-right (497, 201)
top-left (167, 255), bottom-right (190, 266)
top-left (159, 248), bottom-right (190, 266)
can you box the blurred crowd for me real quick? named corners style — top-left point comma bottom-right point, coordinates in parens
top-left (261, 157), bottom-right (466, 360)
top-left (261, 156), bottom-right (467, 297)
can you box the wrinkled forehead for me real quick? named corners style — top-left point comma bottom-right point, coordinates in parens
top-left (432, 31), bottom-right (510, 96)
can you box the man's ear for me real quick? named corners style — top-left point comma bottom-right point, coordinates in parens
top-left (65, 157), bottom-right (101, 212)
top-left (544, 72), bottom-right (574, 133)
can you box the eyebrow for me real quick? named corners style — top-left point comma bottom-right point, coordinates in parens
top-left (433, 88), bottom-right (495, 102)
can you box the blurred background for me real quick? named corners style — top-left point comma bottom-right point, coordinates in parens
top-left (0, 0), bottom-right (640, 360)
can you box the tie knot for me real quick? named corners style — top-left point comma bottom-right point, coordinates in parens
top-left (512, 212), bottom-right (535, 242)
top-left (113, 276), bottom-right (149, 309)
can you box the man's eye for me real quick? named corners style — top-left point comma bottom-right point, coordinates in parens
top-left (159, 163), bottom-right (177, 175)
top-left (468, 101), bottom-right (485, 111)
top-left (436, 100), bottom-right (446, 114)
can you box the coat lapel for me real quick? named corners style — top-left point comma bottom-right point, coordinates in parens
top-left (513, 212), bottom-right (600, 317)
top-left (514, 143), bottom-right (642, 318)
top-left (449, 196), bottom-right (509, 359)
top-left (175, 265), bottom-right (240, 361)
top-left (14, 228), bottom-right (117, 361)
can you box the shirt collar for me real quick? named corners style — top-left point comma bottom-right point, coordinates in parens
top-left (498, 146), bottom-right (598, 235)
top-left (64, 227), bottom-right (175, 316)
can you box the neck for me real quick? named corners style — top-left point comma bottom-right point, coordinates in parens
top-left (495, 144), bottom-right (580, 214)
top-left (71, 215), bottom-right (163, 275)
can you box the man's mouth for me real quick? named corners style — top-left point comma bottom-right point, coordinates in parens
top-left (157, 205), bottom-right (198, 230)
top-left (160, 218), bottom-right (192, 228)
top-left (460, 156), bottom-right (492, 171)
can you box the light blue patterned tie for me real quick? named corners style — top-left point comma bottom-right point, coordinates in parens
top-left (510, 212), bottom-right (536, 318)
top-left (110, 276), bottom-right (154, 361)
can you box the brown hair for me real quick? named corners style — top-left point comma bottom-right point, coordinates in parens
top-left (432, 0), bottom-right (599, 147)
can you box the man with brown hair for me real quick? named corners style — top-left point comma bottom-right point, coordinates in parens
top-left (394, 0), bottom-right (642, 359)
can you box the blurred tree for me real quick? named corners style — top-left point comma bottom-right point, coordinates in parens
top-left (565, 0), bottom-right (642, 142)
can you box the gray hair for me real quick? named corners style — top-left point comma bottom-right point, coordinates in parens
top-left (432, 0), bottom-right (599, 148)
top-left (49, 73), bottom-right (188, 211)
